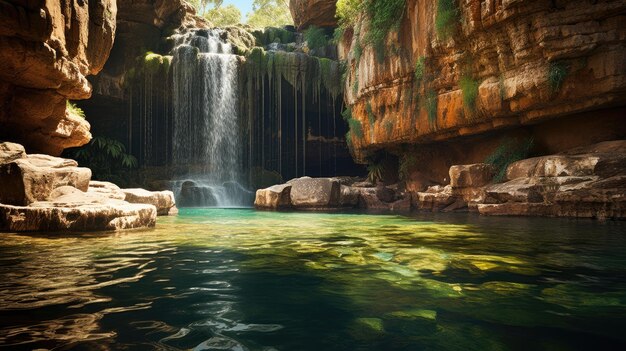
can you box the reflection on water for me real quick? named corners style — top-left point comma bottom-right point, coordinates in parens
top-left (0, 209), bottom-right (625, 350)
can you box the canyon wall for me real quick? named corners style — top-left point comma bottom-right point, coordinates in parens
top-left (337, 0), bottom-right (626, 185)
top-left (290, 0), bottom-right (338, 30)
top-left (0, 0), bottom-right (117, 155)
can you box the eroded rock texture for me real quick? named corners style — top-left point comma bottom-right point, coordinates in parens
top-left (340, 0), bottom-right (626, 164)
top-left (289, 0), bottom-right (338, 30)
top-left (0, 0), bottom-right (117, 155)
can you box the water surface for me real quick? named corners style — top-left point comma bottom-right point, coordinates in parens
top-left (1, 209), bottom-right (625, 350)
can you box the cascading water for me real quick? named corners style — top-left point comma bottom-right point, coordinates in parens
top-left (169, 30), bottom-right (253, 207)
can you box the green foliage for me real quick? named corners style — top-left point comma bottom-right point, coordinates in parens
top-left (340, 60), bottom-right (349, 86)
top-left (367, 162), bottom-right (385, 184)
top-left (485, 137), bottom-right (534, 182)
top-left (342, 107), bottom-right (352, 121)
top-left (414, 56), bottom-right (426, 85)
top-left (348, 117), bottom-right (364, 139)
top-left (548, 61), bottom-right (568, 93)
top-left (352, 74), bottom-right (359, 95)
top-left (383, 120), bottom-right (394, 137)
top-left (304, 26), bottom-right (329, 50)
top-left (366, 102), bottom-right (376, 127)
top-left (460, 74), bottom-right (479, 111)
top-left (353, 40), bottom-right (363, 63)
top-left (435, 0), bottom-right (460, 39)
top-left (253, 27), bottom-right (296, 45)
top-left (66, 101), bottom-right (85, 119)
top-left (246, 0), bottom-right (293, 28)
top-left (398, 154), bottom-right (417, 180)
top-left (336, 0), bottom-right (362, 29)
top-left (332, 27), bottom-right (346, 44)
top-left (68, 137), bottom-right (138, 182)
top-left (203, 4), bottom-right (242, 27)
top-left (362, 0), bottom-right (406, 62)
top-left (425, 89), bottom-right (438, 126)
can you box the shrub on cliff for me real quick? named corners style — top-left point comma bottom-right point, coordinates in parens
top-left (436, 0), bottom-right (460, 39)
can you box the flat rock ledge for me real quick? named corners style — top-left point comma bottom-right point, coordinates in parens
top-left (255, 176), bottom-right (410, 211)
top-left (0, 142), bottom-right (177, 232)
top-left (256, 140), bottom-right (626, 219)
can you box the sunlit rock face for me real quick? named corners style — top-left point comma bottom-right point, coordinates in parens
top-left (340, 0), bottom-right (626, 170)
top-left (289, 0), bottom-right (338, 30)
top-left (0, 0), bottom-right (117, 155)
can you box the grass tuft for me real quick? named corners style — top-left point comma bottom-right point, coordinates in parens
top-left (66, 101), bottom-right (86, 119)
top-left (460, 74), bottom-right (479, 111)
top-left (435, 0), bottom-right (460, 39)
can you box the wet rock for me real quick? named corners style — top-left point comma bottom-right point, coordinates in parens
top-left (178, 181), bottom-right (217, 207)
top-left (339, 185), bottom-right (360, 207)
top-left (288, 177), bottom-right (341, 209)
top-left (122, 188), bottom-right (176, 216)
top-left (255, 184), bottom-right (292, 209)
top-left (0, 154), bottom-right (91, 206)
top-left (358, 188), bottom-right (410, 211)
top-left (0, 202), bottom-right (156, 233)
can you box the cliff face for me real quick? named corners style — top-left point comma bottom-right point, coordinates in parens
top-left (340, 0), bottom-right (626, 176)
top-left (0, 0), bottom-right (117, 155)
top-left (289, 0), bottom-right (338, 30)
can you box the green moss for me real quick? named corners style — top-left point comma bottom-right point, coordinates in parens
top-left (348, 117), bottom-right (364, 139)
top-left (353, 40), bottom-right (363, 63)
top-left (304, 26), bottom-right (329, 50)
top-left (253, 27), bottom-right (296, 46)
top-left (414, 56), bottom-right (426, 85)
top-left (485, 137), bottom-right (534, 182)
top-left (548, 61), bottom-right (568, 93)
top-left (66, 101), bottom-right (86, 119)
top-left (352, 74), bottom-right (359, 95)
top-left (363, 0), bottom-right (406, 62)
top-left (143, 52), bottom-right (170, 74)
top-left (384, 120), bottom-right (394, 137)
top-left (342, 107), bottom-right (352, 122)
top-left (366, 102), bottom-right (376, 127)
top-left (425, 89), bottom-right (438, 126)
top-left (435, 0), bottom-right (460, 39)
top-left (460, 74), bottom-right (479, 111)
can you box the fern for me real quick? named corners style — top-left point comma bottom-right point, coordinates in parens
top-left (66, 101), bottom-right (86, 119)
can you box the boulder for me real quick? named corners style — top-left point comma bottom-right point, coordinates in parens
top-left (0, 142), bottom-right (25, 164)
top-left (87, 181), bottom-right (126, 200)
top-left (415, 185), bottom-right (456, 212)
top-left (254, 184), bottom-right (292, 209)
top-left (450, 163), bottom-right (494, 188)
top-left (0, 154), bottom-right (91, 206)
top-left (122, 188), bottom-right (176, 216)
top-left (288, 177), bottom-right (340, 209)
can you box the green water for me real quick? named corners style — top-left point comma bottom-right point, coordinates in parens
top-left (0, 209), bottom-right (625, 350)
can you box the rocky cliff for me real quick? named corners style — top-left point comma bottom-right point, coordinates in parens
top-left (337, 0), bottom-right (626, 185)
top-left (290, 0), bottom-right (338, 30)
top-left (0, 0), bottom-right (117, 155)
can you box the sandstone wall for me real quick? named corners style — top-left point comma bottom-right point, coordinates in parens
top-left (0, 0), bottom-right (117, 155)
top-left (340, 0), bottom-right (626, 164)
top-left (289, 0), bottom-right (338, 30)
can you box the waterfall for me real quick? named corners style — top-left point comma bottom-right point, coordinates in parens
top-left (169, 30), bottom-right (252, 207)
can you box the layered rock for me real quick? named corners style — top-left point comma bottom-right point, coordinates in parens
top-left (255, 177), bottom-right (411, 211)
top-left (289, 0), bottom-right (338, 30)
top-left (339, 0), bottom-right (626, 171)
top-left (0, 0), bottom-right (117, 155)
top-left (0, 142), bottom-right (178, 232)
top-left (414, 141), bottom-right (626, 219)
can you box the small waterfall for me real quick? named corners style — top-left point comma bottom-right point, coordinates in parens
top-left (169, 30), bottom-right (252, 207)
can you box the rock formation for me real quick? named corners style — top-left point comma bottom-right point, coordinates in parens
top-left (0, 142), bottom-right (177, 232)
top-left (289, 0), bottom-right (338, 30)
top-left (0, 0), bottom-right (117, 155)
top-left (336, 0), bottom-right (626, 182)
